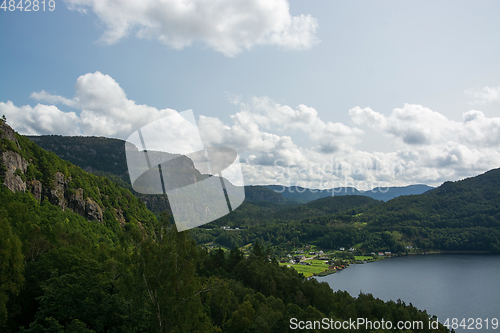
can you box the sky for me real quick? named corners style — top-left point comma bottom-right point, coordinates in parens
top-left (1, 0), bottom-right (499, 189)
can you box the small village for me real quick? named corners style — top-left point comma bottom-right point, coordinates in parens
top-left (278, 246), bottom-right (395, 278)
top-left (206, 227), bottom-right (423, 278)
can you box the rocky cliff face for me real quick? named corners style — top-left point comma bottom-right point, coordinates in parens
top-left (1, 123), bottom-right (28, 193)
top-left (0, 122), bottom-right (19, 144)
top-left (1, 150), bottom-right (29, 192)
top-left (36, 171), bottom-right (103, 223)
top-left (1, 123), bottom-right (103, 222)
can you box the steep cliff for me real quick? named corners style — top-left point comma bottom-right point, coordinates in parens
top-left (0, 123), bottom-right (28, 193)
top-left (0, 123), bottom-right (152, 225)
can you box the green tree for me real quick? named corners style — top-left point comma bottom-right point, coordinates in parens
top-left (227, 246), bottom-right (244, 272)
top-left (0, 215), bottom-right (24, 325)
top-left (21, 247), bottom-right (139, 333)
top-left (224, 300), bottom-right (255, 333)
top-left (131, 215), bottom-right (215, 332)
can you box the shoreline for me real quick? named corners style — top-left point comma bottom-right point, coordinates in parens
top-left (400, 250), bottom-right (496, 256)
top-left (304, 251), bottom-right (499, 279)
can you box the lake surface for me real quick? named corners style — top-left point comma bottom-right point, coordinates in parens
top-left (316, 254), bottom-right (500, 332)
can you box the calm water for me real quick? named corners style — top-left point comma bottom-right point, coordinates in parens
top-left (316, 254), bottom-right (500, 332)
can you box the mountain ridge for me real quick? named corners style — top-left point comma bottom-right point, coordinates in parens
top-left (264, 183), bottom-right (434, 203)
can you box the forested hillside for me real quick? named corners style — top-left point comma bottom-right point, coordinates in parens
top-left (193, 170), bottom-right (500, 254)
top-left (27, 135), bottom-right (128, 177)
top-left (23, 133), bottom-right (500, 254)
top-left (1, 122), bottom-right (451, 332)
top-left (358, 168), bottom-right (500, 251)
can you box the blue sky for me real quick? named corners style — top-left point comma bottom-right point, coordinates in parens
top-left (1, 0), bottom-right (499, 188)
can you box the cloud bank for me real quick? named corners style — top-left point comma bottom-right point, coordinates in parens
top-left (2, 72), bottom-right (175, 138)
top-left (200, 99), bottom-right (500, 188)
top-left (63, 0), bottom-right (319, 56)
top-left (1, 73), bottom-right (499, 188)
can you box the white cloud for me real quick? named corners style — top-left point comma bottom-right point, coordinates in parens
top-left (460, 110), bottom-right (500, 148)
top-left (30, 91), bottom-right (77, 107)
top-left (0, 101), bottom-right (80, 136)
top-left (63, 0), bottom-right (319, 57)
top-left (465, 86), bottom-right (500, 104)
top-left (3, 71), bottom-right (176, 138)
top-left (198, 96), bottom-right (363, 168)
top-left (201, 99), bottom-right (500, 188)
top-left (349, 104), bottom-right (500, 150)
top-left (350, 104), bottom-right (457, 146)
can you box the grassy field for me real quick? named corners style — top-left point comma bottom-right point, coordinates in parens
top-left (280, 259), bottom-right (331, 278)
top-left (354, 255), bottom-right (375, 261)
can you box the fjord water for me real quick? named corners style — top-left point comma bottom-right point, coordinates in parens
top-left (316, 255), bottom-right (500, 332)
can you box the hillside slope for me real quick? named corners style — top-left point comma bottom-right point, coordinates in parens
top-left (1, 122), bottom-right (451, 333)
top-left (271, 195), bottom-right (381, 221)
top-left (2, 123), bottom-right (156, 232)
top-left (192, 168), bottom-right (500, 253)
top-left (363, 168), bottom-right (500, 229)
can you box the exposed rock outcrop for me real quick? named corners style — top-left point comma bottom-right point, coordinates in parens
top-left (67, 188), bottom-right (86, 216)
top-left (114, 208), bottom-right (126, 227)
top-left (28, 180), bottom-right (42, 202)
top-left (45, 171), bottom-right (67, 210)
top-left (0, 122), bottom-right (20, 148)
top-left (1, 123), bottom-right (105, 223)
top-left (1, 123), bottom-right (27, 193)
top-left (85, 197), bottom-right (103, 223)
top-left (1, 150), bottom-right (28, 193)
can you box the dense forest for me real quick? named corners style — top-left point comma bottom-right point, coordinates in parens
top-left (0, 122), bottom-right (453, 332)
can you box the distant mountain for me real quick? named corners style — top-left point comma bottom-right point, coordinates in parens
top-left (361, 184), bottom-right (434, 201)
top-left (355, 167), bottom-right (500, 251)
top-left (28, 135), bottom-right (129, 177)
top-left (270, 195), bottom-right (381, 221)
top-left (265, 185), bottom-right (341, 203)
top-left (244, 185), bottom-right (288, 204)
top-left (264, 184), bottom-right (434, 203)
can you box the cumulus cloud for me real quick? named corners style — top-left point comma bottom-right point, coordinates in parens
top-left (350, 104), bottom-right (457, 146)
top-left (465, 86), bottom-right (500, 104)
top-left (30, 91), bottom-right (77, 107)
top-left (345, 104), bottom-right (500, 185)
top-left (63, 0), bottom-right (319, 56)
top-left (198, 96), bottom-right (363, 167)
top-left (2, 71), bottom-right (176, 138)
top-left (200, 99), bottom-right (500, 188)
top-left (349, 104), bottom-right (500, 149)
top-left (460, 110), bottom-right (500, 148)
top-left (0, 101), bottom-right (81, 136)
